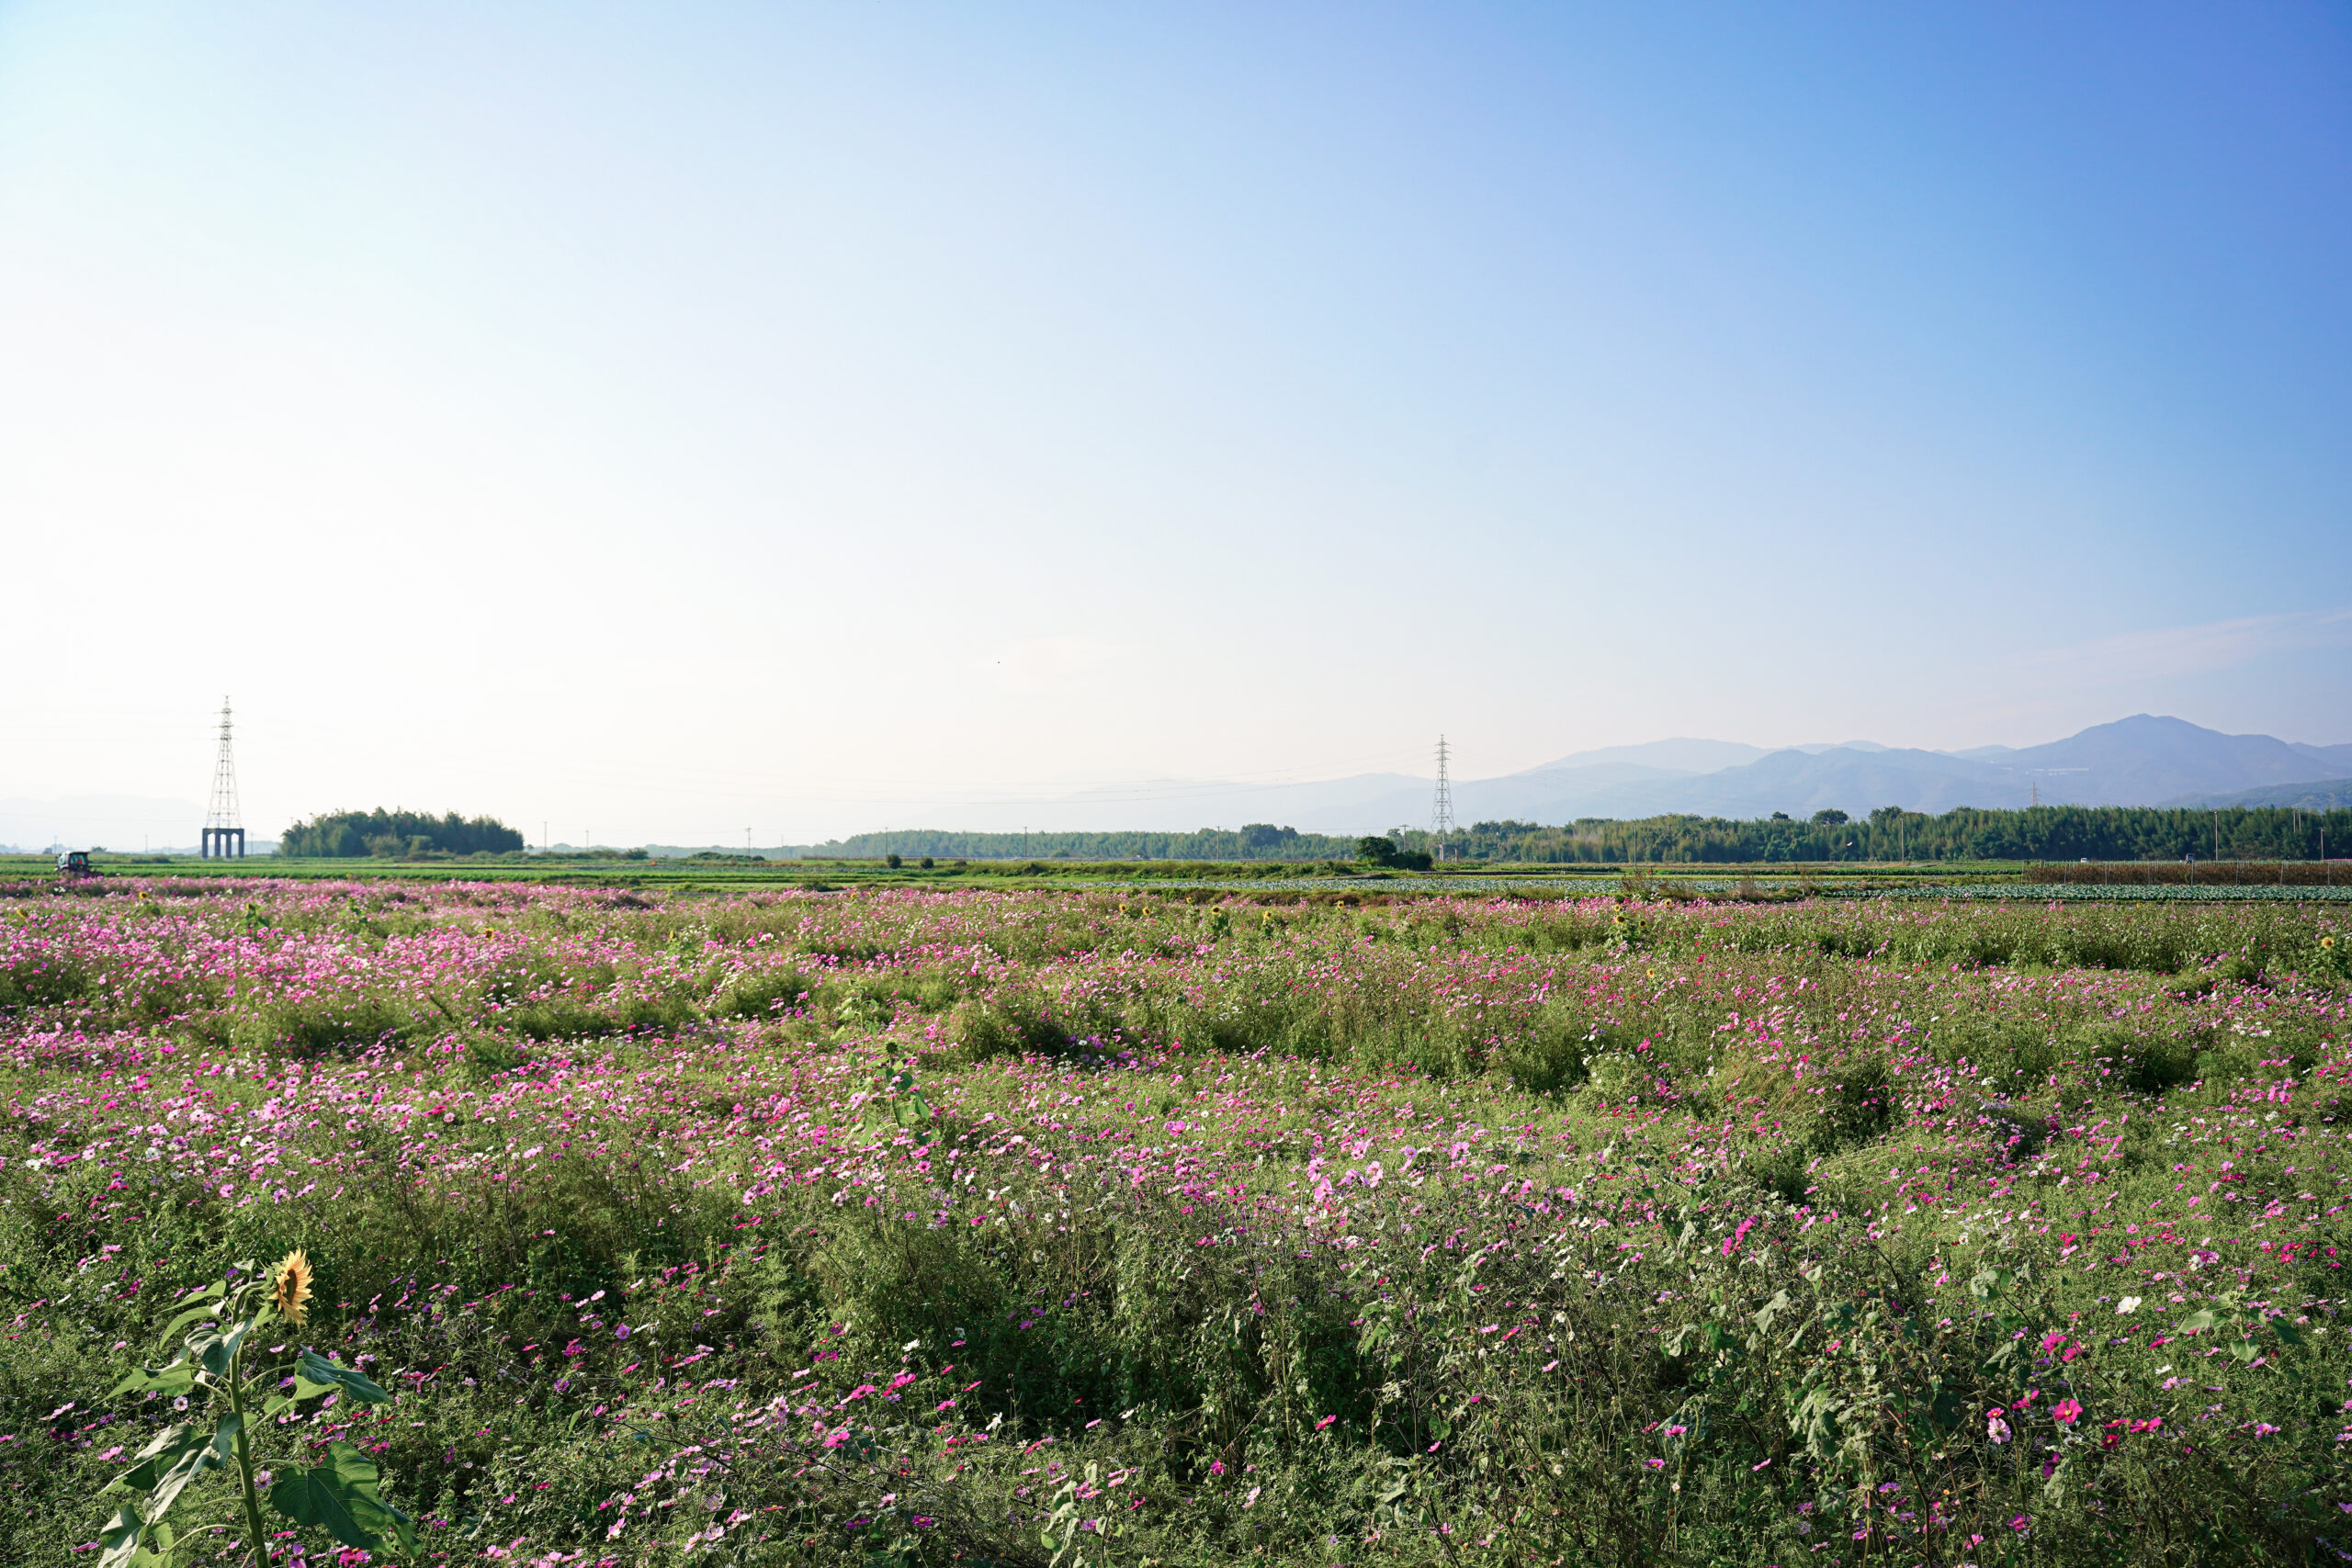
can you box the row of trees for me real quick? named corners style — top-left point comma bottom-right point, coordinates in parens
top-left (279, 809), bottom-right (526, 859)
top-left (1409, 804), bottom-right (2352, 864)
top-left (271, 805), bottom-right (2350, 866)
top-left (798, 825), bottom-right (1355, 863)
top-left (797, 807), bottom-right (2352, 866)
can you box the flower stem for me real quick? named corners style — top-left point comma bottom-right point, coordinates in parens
top-left (228, 1342), bottom-right (270, 1568)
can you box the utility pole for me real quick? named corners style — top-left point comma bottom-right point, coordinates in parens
top-left (200, 697), bottom-right (244, 859)
top-left (1430, 735), bottom-right (1455, 865)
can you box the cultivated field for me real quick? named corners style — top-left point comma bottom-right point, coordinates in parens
top-left (3, 879), bottom-right (2348, 1564)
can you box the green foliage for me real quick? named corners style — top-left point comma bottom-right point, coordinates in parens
top-left (1430, 803), bottom-right (2352, 864)
top-left (269, 1440), bottom-right (413, 1553)
top-left (800, 823), bottom-right (1359, 862)
top-left (99, 1258), bottom-right (408, 1568)
top-left (219, 993), bottom-right (424, 1058)
top-left (1356, 835), bottom-right (1434, 871)
top-left (708, 965), bottom-right (814, 1020)
top-left (279, 808), bottom-right (525, 859)
top-left (8, 886), bottom-right (2352, 1565)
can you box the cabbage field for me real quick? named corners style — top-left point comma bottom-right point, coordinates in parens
top-left (2, 878), bottom-right (2348, 1566)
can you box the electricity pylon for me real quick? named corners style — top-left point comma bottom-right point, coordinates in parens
top-left (201, 697), bottom-right (244, 859)
top-left (1430, 735), bottom-right (1454, 864)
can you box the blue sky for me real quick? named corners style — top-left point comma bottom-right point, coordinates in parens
top-left (3, 2), bottom-right (2347, 842)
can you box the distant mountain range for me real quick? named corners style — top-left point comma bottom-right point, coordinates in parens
top-left (975, 716), bottom-right (2352, 837)
top-left (10, 716), bottom-right (2348, 853)
top-left (2165, 778), bottom-right (2352, 811)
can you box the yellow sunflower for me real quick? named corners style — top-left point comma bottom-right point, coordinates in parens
top-left (271, 1248), bottom-right (313, 1327)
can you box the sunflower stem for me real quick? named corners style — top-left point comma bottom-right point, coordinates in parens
top-left (228, 1336), bottom-right (271, 1568)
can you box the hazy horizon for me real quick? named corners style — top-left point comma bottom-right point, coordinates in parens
top-left (11, 711), bottom-right (2352, 852)
top-left (6, 4), bottom-right (2349, 843)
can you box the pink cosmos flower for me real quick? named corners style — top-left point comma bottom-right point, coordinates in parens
top-left (2052, 1399), bottom-right (2084, 1426)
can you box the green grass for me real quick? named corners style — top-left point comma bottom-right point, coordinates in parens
top-left (0, 849), bottom-right (2111, 897)
top-left (1, 881), bottom-right (2347, 1563)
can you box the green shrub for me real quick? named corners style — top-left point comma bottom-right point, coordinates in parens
top-left (948, 993), bottom-right (1077, 1059)
top-left (708, 966), bottom-right (813, 1020)
top-left (460, 1032), bottom-right (532, 1082)
top-left (0, 947), bottom-right (89, 1009)
top-left (1497, 1003), bottom-right (1597, 1094)
top-left (230, 994), bottom-right (423, 1058)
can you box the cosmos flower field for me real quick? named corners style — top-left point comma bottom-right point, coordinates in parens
top-left (3, 878), bottom-right (2349, 1565)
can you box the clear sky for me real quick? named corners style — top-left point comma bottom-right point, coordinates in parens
top-left (4, 2), bottom-right (2348, 844)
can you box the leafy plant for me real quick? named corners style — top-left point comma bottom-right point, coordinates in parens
top-left (100, 1249), bottom-right (414, 1568)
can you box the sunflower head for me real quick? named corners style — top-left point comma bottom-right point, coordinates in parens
top-left (271, 1248), bottom-right (313, 1327)
top-left (2324, 935), bottom-right (2337, 951)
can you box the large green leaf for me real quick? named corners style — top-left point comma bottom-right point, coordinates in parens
top-left (110, 1360), bottom-right (198, 1399)
top-left (107, 1415), bottom-right (236, 1528)
top-left (297, 1349), bottom-right (392, 1404)
top-left (157, 1300), bottom-right (222, 1344)
top-left (1790, 1386), bottom-right (1844, 1458)
top-left (270, 1440), bottom-right (412, 1553)
top-left (110, 1423), bottom-right (200, 1493)
top-left (97, 1501), bottom-right (145, 1568)
top-left (195, 1318), bottom-right (254, 1378)
top-left (148, 1415), bottom-right (240, 1519)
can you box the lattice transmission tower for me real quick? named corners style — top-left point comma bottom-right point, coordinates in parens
top-left (201, 697), bottom-right (245, 859)
top-left (1430, 735), bottom-right (1454, 864)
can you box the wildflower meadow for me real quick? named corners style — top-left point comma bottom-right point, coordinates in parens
top-left (2, 877), bottom-right (2348, 1565)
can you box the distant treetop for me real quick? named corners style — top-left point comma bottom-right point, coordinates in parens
top-left (280, 808), bottom-right (524, 858)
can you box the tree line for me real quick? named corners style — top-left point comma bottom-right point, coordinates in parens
top-left (274, 804), bottom-right (2352, 865)
top-left (279, 808), bottom-right (526, 859)
top-left (794, 825), bottom-right (1355, 863)
top-left (804, 807), bottom-right (2352, 866)
top-left (1405, 803), bottom-right (2352, 864)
